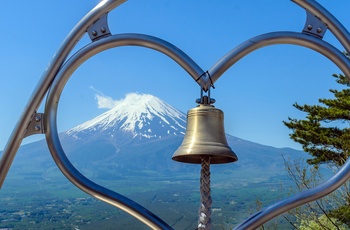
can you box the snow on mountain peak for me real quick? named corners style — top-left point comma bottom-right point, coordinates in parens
top-left (66, 93), bottom-right (187, 139)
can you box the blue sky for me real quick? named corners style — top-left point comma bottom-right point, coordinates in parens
top-left (0, 0), bottom-right (349, 151)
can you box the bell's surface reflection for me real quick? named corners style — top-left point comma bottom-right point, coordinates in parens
top-left (172, 102), bottom-right (238, 164)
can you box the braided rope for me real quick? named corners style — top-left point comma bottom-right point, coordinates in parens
top-left (198, 156), bottom-right (212, 230)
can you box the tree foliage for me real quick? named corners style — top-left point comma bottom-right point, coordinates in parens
top-left (299, 214), bottom-right (348, 230)
top-left (283, 73), bottom-right (350, 228)
top-left (284, 157), bottom-right (350, 229)
top-left (284, 74), bottom-right (350, 166)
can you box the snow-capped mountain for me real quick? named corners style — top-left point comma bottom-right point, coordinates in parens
top-left (8, 92), bottom-right (307, 179)
top-left (66, 93), bottom-right (187, 141)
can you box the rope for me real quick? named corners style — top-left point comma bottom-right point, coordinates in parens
top-left (195, 71), bottom-right (215, 89)
top-left (198, 156), bottom-right (212, 230)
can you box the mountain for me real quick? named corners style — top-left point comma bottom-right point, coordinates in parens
top-left (66, 93), bottom-right (186, 142)
top-left (0, 93), bottom-right (309, 229)
top-left (6, 92), bottom-right (306, 181)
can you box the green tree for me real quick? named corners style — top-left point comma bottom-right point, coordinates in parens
top-left (299, 214), bottom-right (348, 230)
top-left (283, 73), bottom-right (350, 228)
top-left (284, 74), bottom-right (350, 166)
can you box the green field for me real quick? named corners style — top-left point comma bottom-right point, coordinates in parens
top-left (0, 165), bottom-right (296, 229)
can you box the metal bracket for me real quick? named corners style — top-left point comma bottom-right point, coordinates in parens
top-left (196, 87), bottom-right (216, 105)
top-left (24, 113), bottom-right (45, 138)
top-left (302, 11), bottom-right (327, 39)
top-left (87, 14), bottom-right (111, 41)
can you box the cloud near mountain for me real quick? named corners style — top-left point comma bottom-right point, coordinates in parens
top-left (89, 85), bottom-right (119, 109)
top-left (95, 94), bottom-right (119, 109)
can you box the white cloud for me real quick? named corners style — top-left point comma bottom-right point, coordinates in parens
top-left (90, 86), bottom-right (118, 109)
top-left (95, 94), bottom-right (118, 109)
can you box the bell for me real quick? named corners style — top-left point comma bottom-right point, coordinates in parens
top-left (172, 102), bottom-right (238, 164)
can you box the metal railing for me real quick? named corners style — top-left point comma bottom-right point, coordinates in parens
top-left (1, 0), bottom-right (350, 229)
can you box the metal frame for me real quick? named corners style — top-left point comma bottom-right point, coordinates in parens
top-left (1, 0), bottom-right (350, 229)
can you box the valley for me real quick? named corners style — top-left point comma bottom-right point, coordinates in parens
top-left (0, 164), bottom-right (296, 229)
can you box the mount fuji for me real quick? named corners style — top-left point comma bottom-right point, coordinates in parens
top-left (66, 93), bottom-right (186, 143)
top-left (6, 93), bottom-right (306, 180)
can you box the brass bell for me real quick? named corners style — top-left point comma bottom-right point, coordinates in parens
top-left (172, 96), bottom-right (238, 164)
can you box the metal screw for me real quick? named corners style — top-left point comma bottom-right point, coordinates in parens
top-left (92, 30), bottom-right (98, 36)
top-left (35, 116), bottom-right (41, 122)
top-left (101, 27), bottom-right (106, 33)
top-left (34, 126), bottom-right (41, 131)
top-left (317, 27), bottom-right (322, 33)
top-left (307, 25), bottom-right (313, 30)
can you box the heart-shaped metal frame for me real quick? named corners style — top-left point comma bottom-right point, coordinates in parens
top-left (1, 0), bottom-right (350, 229)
